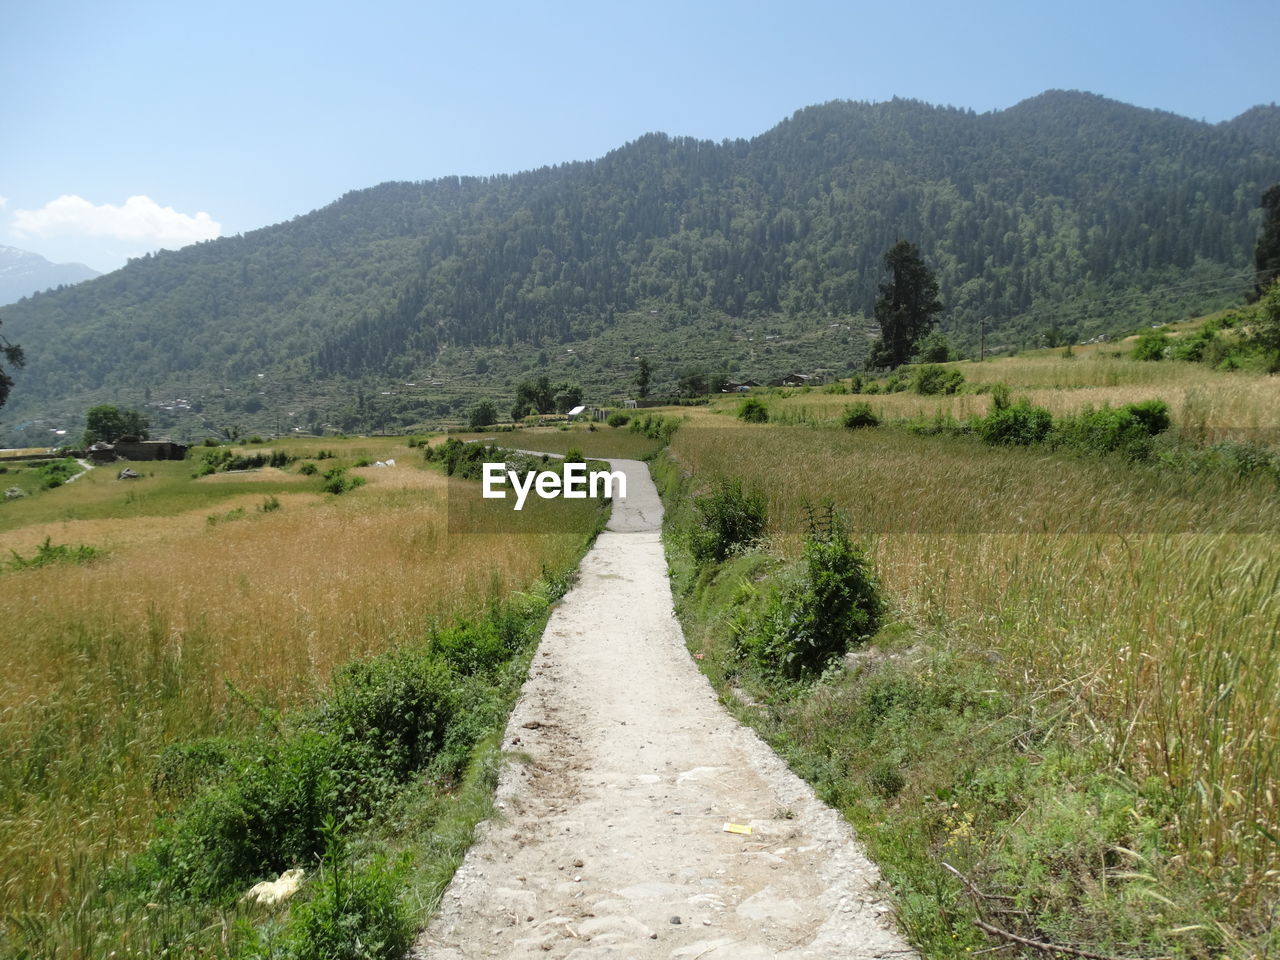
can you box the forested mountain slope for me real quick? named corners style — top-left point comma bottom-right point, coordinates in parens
top-left (2, 90), bottom-right (1277, 439)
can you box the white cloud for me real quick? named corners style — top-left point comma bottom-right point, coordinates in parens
top-left (11, 194), bottom-right (221, 248)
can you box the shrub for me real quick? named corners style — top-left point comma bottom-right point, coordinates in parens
top-left (277, 826), bottom-right (411, 960)
top-left (260, 496), bottom-right (282, 513)
top-left (563, 447), bottom-right (585, 465)
top-left (738, 511), bottom-right (882, 679)
top-left (1051, 400), bottom-right (1171, 460)
top-left (689, 478), bottom-right (767, 564)
top-left (628, 413), bottom-right (681, 441)
top-left (8, 537), bottom-right (102, 570)
top-left (606, 411), bottom-right (630, 428)
top-left (910, 365), bottom-right (965, 396)
top-left (979, 401), bottom-right (1053, 446)
top-left (1131, 328), bottom-right (1168, 361)
top-left (322, 468), bottom-right (365, 495)
top-left (841, 402), bottom-right (881, 429)
top-left (298, 462), bottom-right (318, 476)
top-left (737, 398), bottom-right (769, 423)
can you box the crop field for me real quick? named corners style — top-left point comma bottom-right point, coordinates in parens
top-left (664, 363), bottom-right (1280, 956)
top-left (0, 437), bottom-right (602, 954)
top-left (717, 357), bottom-right (1280, 444)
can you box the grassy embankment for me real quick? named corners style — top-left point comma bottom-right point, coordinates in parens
top-left (655, 356), bottom-right (1280, 958)
top-left (0, 435), bottom-right (606, 957)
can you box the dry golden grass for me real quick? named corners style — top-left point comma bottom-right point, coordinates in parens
top-left (0, 446), bottom-right (600, 923)
top-left (669, 423), bottom-right (1280, 919)
top-left (723, 359), bottom-right (1280, 443)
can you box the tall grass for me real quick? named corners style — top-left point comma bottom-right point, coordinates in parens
top-left (0, 449), bottom-right (599, 950)
top-left (668, 423), bottom-right (1280, 941)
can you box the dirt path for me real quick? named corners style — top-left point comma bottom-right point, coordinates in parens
top-left (413, 460), bottom-right (915, 959)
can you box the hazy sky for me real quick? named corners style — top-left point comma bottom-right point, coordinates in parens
top-left (2, 0), bottom-right (1275, 273)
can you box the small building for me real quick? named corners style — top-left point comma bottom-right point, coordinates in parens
top-left (566, 405), bottom-right (587, 422)
top-left (86, 441), bottom-right (117, 463)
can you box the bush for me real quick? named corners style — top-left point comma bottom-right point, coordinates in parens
top-left (689, 479), bottom-right (767, 564)
top-left (278, 831), bottom-right (411, 960)
top-left (841, 402), bottom-right (881, 429)
top-left (8, 537), bottom-right (102, 570)
top-left (1131, 328), bottom-right (1168, 361)
top-left (1051, 400), bottom-right (1171, 460)
top-left (738, 512), bottom-right (882, 679)
top-left (979, 401), bottom-right (1053, 446)
top-left (298, 461), bottom-right (318, 476)
top-left (910, 365), bottom-right (965, 396)
top-left (628, 413), bottom-right (681, 441)
top-left (322, 468), bottom-right (366, 495)
top-left (260, 495), bottom-right (282, 513)
top-left (606, 411), bottom-right (630, 428)
top-left (737, 398), bottom-right (769, 423)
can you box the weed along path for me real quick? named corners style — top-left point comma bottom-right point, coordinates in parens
top-left (414, 459), bottom-right (914, 960)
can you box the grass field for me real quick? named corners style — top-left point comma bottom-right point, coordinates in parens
top-left (0, 436), bottom-right (603, 955)
top-left (662, 362), bottom-right (1280, 957)
top-left (717, 355), bottom-right (1280, 445)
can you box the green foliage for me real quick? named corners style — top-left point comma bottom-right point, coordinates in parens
top-left (37, 457), bottom-right (79, 488)
top-left (259, 495), bottom-right (282, 513)
top-left (0, 319), bottom-right (23, 412)
top-left (322, 467), bottom-right (365, 495)
top-left (1131, 327), bottom-right (1169, 361)
top-left (8, 536), bottom-right (102, 570)
top-left (606, 410), bottom-right (630, 428)
top-left (737, 511), bottom-right (883, 679)
top-left (136, 599), bottom-right (551, 905)
top-left (689, 479), bottom-right (767, 564)
top-left (273, 824), bottom-right (411, 960)
top-left (197, 448), bottom-right (294, 476)
top-left (627, 412), bottom-right (681, 442)
top-left (297, 462), bottom-right (318, 476)
top-left (1252, 280), bottom-right (1280, 366)
top-left (1255, 184), bottom-right (1280, 298)
top-left (912, 329), bottom-right (955, 363)
top-left (737, 398), bottom-right (769, 423)
top-left (841, 402), bottom-right (881, 429)
top-left (871, 241), bottom-right (943, 368)
top-left (83, 404), bottom-right (150, 444)
top-left (978, 400), bottom-right (1053, 446)
top-left (909, 364), bottom-right (965, 395)
top-left (1050, 401), bottom-right (1171, 460)
top-left (635, 357), bottom-right (652, 399)
top-left (468, 400), bottom-right (498, 430)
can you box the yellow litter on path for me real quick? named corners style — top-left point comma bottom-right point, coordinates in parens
top-left (722, 822), bottom-right (753, 835)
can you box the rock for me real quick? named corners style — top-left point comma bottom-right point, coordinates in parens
top-left (118, 468), bottom-right (141, 480)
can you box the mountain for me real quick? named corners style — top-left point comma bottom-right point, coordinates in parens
top-left (0, 245), bottom-right (99, 307)
top-left (1, 91), bottom-right (1278, 442)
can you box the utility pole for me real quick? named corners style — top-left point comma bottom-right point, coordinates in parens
top-left (979, 317), bottom-right (987, 363)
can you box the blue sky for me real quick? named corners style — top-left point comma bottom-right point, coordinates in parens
top-left (1, 0), bottom-right (1275, 273)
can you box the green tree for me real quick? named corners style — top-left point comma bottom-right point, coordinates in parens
top-left (1255, 184), bottom-right (1280, 300)
top-left (553, 383), bottom-right (583, 413)
top-left (636, 357), bottom-right (652, 398)
top-left (676, 366), bottom-right (709, 396)
top-left (1252, 281), bottom-right (1280, 369)
top-left (469, 400), bottom-right (497, 430)
top-left (869, 241), bottom-right (943, 368)
top-left (0, 321), bottom-right (23, 413)
top-left (84, 405), bottom-right (150, 444)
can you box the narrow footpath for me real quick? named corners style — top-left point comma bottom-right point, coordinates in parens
top-left (413, 459), bottom-right (915, 959)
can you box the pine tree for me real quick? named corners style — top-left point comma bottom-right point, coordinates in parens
top-left (1255, 184), bottom-right (1280, 299)
top-left (870, 241), bottom-right (943, 368)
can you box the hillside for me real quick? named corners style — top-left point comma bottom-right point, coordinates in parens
top-left (1, 91), bottom-right (1278, 443)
